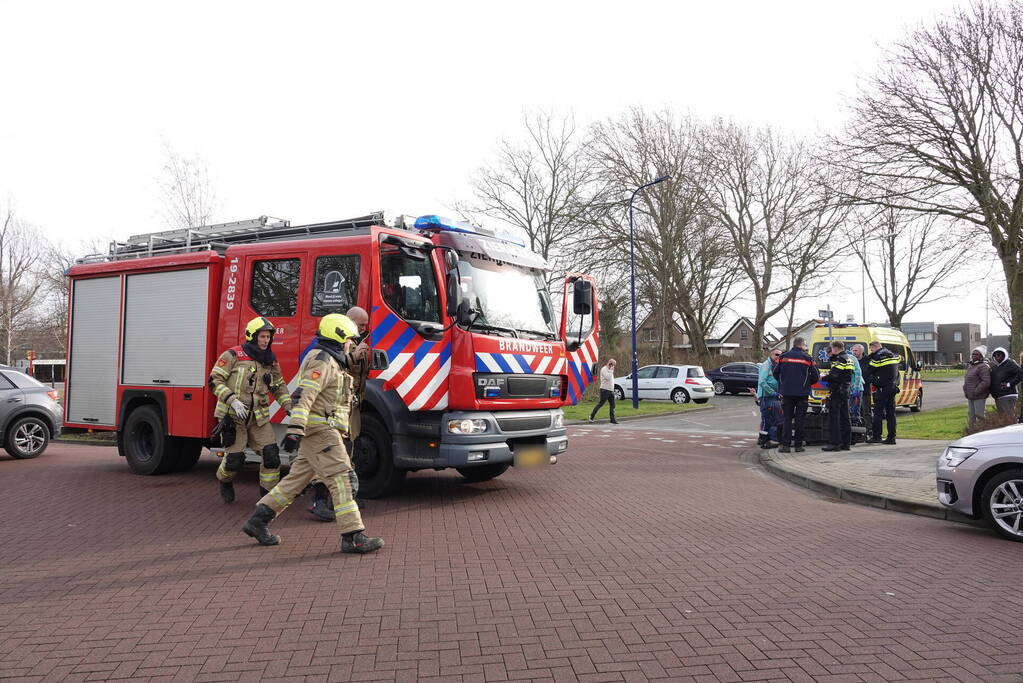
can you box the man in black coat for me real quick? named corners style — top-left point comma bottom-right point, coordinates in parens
top-left (822, 341), bottom-right (854, 452)
top-left (865, 341), bottom-right (900, 444)
top-left (990, 347), bottom-right (1023, 416)
top-left (772, 337), bottom-right (820, 453)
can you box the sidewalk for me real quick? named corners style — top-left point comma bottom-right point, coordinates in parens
top-left (758, 439), bottom-right (982, 525)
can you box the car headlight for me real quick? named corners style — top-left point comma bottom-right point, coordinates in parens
top-left (552, 413), bottom-right (564, 429)
top-left (447, 418), bottom-right (488, 435)
top-left (943, 446), bottom-right (977, 467)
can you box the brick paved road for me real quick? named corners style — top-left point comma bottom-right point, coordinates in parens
top-left (2, 428), bottom-right (1022, 682)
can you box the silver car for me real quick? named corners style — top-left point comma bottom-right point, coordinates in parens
top-left (937, 424), bottom-right (1023, 542)
top-left (0, 366), bottom-right (63, 458)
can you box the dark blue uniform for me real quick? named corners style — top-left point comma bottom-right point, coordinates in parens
top-left (824, 352), bottom-right (854, 449)
top-left (772, 347), bottom-right (820, 449)
top-left (865, 347), bottom-right (900, 443)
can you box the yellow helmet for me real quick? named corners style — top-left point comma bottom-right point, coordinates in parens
top-left (318, 313), bottom-right (358, 344)
top-left (244, 316), bottom-right (275, 342)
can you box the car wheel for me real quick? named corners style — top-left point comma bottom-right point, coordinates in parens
top-left (352, 413), bottom-right (405, 498)
top-left (712, 381), bottom-right (726, 395)
top-left (457, 463), bottom-right (510, 482)
top-left (614, 386), bottom-right (625, 401)
top-left (693, 398), bottom-right (709, 404)
top-left (981, 468), bottom-right (1023, 542)
top-left (670, 388), bottom-right (691, 404)
top-left (123, 405), bottom-right (176, 475)
top-left (910, 390), bottom-right (923, 412)
top-left (4, 416), bottom-right (50, 459)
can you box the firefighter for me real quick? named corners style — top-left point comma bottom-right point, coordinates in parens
top-left (209, 316), bottom-right (292, 503)
top-left (772, 336), bottom-right (819, 453)
top-left (865, 340), bottom-right (900, 444)
top-left (309, 306), bottom-right (370, 521)
top-left (241, 313), bottom-right (384, 554)
top-left (822, 341), bottom-right (854, 452)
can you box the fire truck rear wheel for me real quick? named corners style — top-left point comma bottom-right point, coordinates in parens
top-left (172, 438), bottom-right (204, 472)
top-left (122, 405), bottom-right (176, 475)
top-left (457, 463), bottom-right (509, 482)
top-left (352, 414), bottom-right (405, 498)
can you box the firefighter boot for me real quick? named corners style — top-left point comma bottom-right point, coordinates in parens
top-left (341, 531), bottom-right (384, 554)
top-left (220, 481), bottom-right (235, 503)
top-left (308, 482), bottom-right (335, 522)
top-left (241, 504), bottom-right (281, 546)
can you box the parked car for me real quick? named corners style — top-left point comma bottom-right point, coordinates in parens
top-left (612, 364), bottom-right (714, 404)
top-left (0, 366), bottom-right (62, 459)
top-left (937, 424), bottom-right (1023, 542)
top-left (705, 362), bottom-right (761, 396)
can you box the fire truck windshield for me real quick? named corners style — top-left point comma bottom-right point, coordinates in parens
top-left (457, 256), bottom-right (556, 338)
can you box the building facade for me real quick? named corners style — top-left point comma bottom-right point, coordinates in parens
top-left (936, 323), bottom-right (982, 365)
top-left (902, 322), bottom-right (939, 365)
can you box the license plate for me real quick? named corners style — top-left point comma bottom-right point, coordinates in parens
top-left (514, 446), bottom-right (548, 469)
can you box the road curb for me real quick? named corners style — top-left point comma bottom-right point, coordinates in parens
top-left (566, 404), bottom-right (715, 426)
top-left (55, 437), bottom-right (118, 448)
top-left (755, 449), bottom-right (984, 527)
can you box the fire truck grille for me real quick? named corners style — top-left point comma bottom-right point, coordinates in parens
top-left (506, 377), bottom-right (547, 397)
top-left (497, 415), bottom-right (552, 432)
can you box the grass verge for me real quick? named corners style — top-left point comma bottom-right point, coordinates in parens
top-left (58, 430), bottom-right (117, 445)
top-left (563, 399), bottom-right (711, 422)
top-left (897, 404), bottom-right (992, 440)
top-left (920, 369), bottom-right (964, 381)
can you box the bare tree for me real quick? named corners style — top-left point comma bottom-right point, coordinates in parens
top-left (0, 206), bottom-right (44, 365)
top-left (159, 143), bottom-right (217, 229)
top-left (582, 109), bottom-right (743, 360)
top-left (700, 121), bottom-right (849, 352)
top-left (458, 112), bottom-right (594, 284)
top-left (852, 208), bottom-right (967, 327)
top-left (834, 1), bottom-right (1023, 350)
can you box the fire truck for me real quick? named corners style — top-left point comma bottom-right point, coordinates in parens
top-left (64, 213), bottom-right (600, 497)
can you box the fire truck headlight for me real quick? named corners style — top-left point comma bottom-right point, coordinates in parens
top-left (448, 418), bottom-right (488, 435)
top-left (552, 413), bottom-right (564, 429)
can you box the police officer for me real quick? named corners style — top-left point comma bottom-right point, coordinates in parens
top-left (822, 341), bottom-right (854, 452)
top-left (241, 313), bottom-right (384, 554)
top-left (309, 305), bottom-right (370, 521)
top-left (209, 317), bottom-right (292, 503)
top-left (772, 336), bottom-right (820, 453)
top-left (865, 340), bottom-right (900, 444)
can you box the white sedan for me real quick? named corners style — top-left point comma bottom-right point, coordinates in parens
top-left (612, 364), bottom-right (715, 404)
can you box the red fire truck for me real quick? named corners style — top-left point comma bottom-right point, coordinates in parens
top-left (64, 213), bottom-right (600, 496)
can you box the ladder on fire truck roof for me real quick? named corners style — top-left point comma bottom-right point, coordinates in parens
top-left (77, 212), bottom-right (413, 264)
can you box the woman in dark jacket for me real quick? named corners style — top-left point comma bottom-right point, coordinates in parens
top-left (989, 347), bottom-right (1023, 415)
top-left (963, 346), bottom-right (990, 425)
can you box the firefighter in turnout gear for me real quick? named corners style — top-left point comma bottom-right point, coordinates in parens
top-left (210, 317), bottom-right (292, 503)
top-left (865, 341), bottom-right (900, 444)
top-left (822, 341), bottom-right (854, 452)
top-left (309, 306), bottom-right (370, 522)
top-left (242, 313), bottom-right (384, 554)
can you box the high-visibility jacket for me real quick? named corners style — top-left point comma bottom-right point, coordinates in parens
top-left (865, 347), bottom-right (900, 389)
top-left (209, 346), bottom-right (291, 426)
top-left (827, 352), bottom-right (854, 391)
top-left (287, 346), bottom-right (353, 436)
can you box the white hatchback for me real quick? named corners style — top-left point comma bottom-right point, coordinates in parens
top-left (613, 364), bottom-right (714, 404)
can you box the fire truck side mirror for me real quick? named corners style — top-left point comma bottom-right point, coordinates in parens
top-left (445, 272), bottom-right (462, 317)
top-left (572, 279), bottom-right (592, 315)
top-left (456, 298), bottom-right (473, 326)
top-left (370, 349), bottom-right (390, 371)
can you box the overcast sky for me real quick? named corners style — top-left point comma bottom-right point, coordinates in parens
top-left (0, 0), bottom-right (1003, 335)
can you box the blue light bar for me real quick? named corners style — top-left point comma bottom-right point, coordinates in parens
top-left (415, 214), bottom-right (526, 248)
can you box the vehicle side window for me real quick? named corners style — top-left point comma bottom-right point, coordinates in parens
top-left (687, 367), bottom-right (705, 378)
top-left (311, 255), bottom-right (360, 316)
top-left (250, 258), bottom-right (300, 317)
top-left (380, 244), bottom-right (440, 323)
top-left (655, 367), bottom-right (679, 379)
top-left (743, 364), bottom-right (758, 374)
top-left (723, 364), bottom-right (737, 374)
top-left (635, 366), bottom-right (656, 379)
top-left (0, 372), bottom-right (17, 389)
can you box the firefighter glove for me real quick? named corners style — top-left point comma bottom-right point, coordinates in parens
top-left (231, 398), bottom-right (249, 420)
top-left (282, 433), bottom-right (302, 453)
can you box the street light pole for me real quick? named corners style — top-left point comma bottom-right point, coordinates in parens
top-left (629, 175), bottom-right (669, 409)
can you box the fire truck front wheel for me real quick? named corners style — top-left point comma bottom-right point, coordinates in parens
top-left (352, 413), bottom-right (405, 498)
top-left (122, 405), bottom-right (176, 475)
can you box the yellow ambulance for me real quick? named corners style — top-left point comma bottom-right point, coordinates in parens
top-left (807, 324), bottom-right (923, 411)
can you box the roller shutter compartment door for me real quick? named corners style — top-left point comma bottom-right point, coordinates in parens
top-left (122, 269), bottom-right (210, 387)
top-left (67, 276), bottom-right (121, 425)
